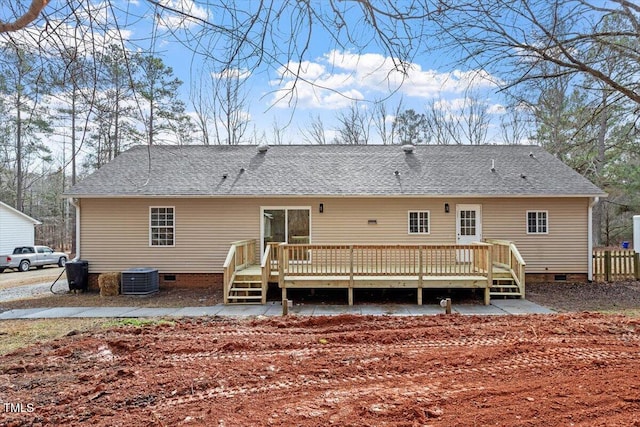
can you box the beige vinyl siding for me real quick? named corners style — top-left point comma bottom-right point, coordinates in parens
top-left (80, 196), bottom-right (589, 275)
top-left (481, 197), bottom-right (589, 273)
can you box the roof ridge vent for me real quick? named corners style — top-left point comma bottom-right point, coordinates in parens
top-left (402, 144), bottom-right (415, 154)
top-left (257, 143), bottom-right (269, 153)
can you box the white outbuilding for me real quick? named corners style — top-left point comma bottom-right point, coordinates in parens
top-left (0, 201), bottom-right (41, 254)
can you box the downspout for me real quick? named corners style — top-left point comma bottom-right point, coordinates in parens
top-left (588, 197), bottom-right (599, 281)
top-left (69, 198), bottom-right (80, 261)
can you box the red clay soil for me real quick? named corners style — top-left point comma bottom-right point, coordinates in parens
top-left (2, 313), bottom-right (640, 426)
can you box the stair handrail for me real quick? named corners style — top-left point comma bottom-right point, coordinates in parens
top-left (485, 239), bottom-right (526, 298)
top-left (223, 239), bottom-right (257, 304)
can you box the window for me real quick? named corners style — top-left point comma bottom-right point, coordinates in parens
top-left (150, 207), bottom-right (175, 246)
top-left (527, 211), bottom-right (548, 234)
top-left (408, 211), bottom-right (430, 234)
top-left (459, 209), bottom-right (477, 236)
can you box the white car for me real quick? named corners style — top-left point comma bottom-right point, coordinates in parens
top-left (0, 246), bottom-right (68, 273)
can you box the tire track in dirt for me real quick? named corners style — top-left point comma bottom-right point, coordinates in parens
top-left (151, 343), bottom-right (640, 410)
top-left (4, 314), bottom-right (640, 426)
top-left (156, 333), bottom-right (640, 364)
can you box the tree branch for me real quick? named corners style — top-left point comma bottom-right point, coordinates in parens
top-left (0, 0), bottom-right (49, 33)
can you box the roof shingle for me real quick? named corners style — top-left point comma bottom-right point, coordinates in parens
top-left (65, 145), bottom-right (606, 197)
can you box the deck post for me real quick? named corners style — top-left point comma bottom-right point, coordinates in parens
top-left (635, 252), bottom-right (640, 280)
top-left (485, 245), bottom-right (492, 306)
top-left (418, 246), bottom-right (423, 305)
top-left (348, 245), bottom-right (354, 305)
top-left (279, 244), bottom-right (286, 304)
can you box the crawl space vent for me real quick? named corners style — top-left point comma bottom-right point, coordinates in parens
top-left (121, 268), bottom-right (159, 295)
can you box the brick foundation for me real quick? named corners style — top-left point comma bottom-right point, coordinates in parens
top-left (526, 273), bottom-right (589, 283)
top-left (88, 273), bottom-right (223, 291)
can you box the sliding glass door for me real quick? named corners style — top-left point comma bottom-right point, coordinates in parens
top-left (262, 207), bottom-right (310, 254)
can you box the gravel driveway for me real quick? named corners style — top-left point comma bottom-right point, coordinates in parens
top-left (0, 279), bottom-right (69, 304)
top-left (0, 266), bottom-right (68, 305)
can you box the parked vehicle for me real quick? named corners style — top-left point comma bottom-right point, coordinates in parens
top-left (0, 246), bottom-right (68, 273)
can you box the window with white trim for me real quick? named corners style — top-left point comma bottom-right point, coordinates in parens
top-left (527, 211), bottom-right (548, 234)
top-left (150, 207), bottom-right (175, 246)
top-left (408, 211), bottom-right (430, 234)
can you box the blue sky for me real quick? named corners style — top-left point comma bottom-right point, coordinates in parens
top-left (1, 0), bottom-right (519, 147)
top-left (123, 0), bottom-right (515, 145)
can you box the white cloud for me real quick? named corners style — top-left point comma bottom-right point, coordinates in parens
top-left (212, 68), bottom-right (251, 80)
top-left (270, 50), bottom-right (501, 110)
top-left (155, 0), bottom-right (209, 30)
top-left (487, 103), bottom-right (505, 114)
top-left (0, 3), bottom-right (133, 59)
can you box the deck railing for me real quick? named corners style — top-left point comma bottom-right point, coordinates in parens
top-left (593, 249), bottom-right (640, 282)
top-left (222, 239), bottom-right (257, 304)
top-left (278, 243), bottom-right (493, 279)
top-left (485, 239), bottom-right (526, 296)
top-left (266, 242), bottom-right (281, 274)
top-left (259, 244), bottom-right (272, 304)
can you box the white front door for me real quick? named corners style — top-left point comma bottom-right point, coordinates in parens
top-left (456, 204), bottom-right (482, 244)
top-left (456, 204), bottom-right (482, 263)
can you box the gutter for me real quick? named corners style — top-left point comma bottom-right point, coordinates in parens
top-left (69, 198), bottom-right (80, 261)
top-left (588, 196), bottom-right (600, 281)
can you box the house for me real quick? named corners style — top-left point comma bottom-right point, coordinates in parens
top-left (64, 144), bottom-right (606, 304)
top-left (0, 201), bottom-right (42, 254)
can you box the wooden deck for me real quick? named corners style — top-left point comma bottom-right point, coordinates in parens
top-left (224, 241), bottom-right (526, 305)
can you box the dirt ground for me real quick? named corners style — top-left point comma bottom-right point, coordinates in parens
top-left (4, 279), bottom-right (640, 313)
top-left (2, 313), bottom-right (640, 426)
top-left (526, 280), bottom-right (640, 313)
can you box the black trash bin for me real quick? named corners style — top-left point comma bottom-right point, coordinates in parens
top-left (65, 260), bottom-right (89, 291)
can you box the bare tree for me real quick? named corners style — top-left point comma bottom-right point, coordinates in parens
top-left (459, 94), bottom-right (489, 145)
top-left (210, 68), bottom-right (250, 145)
top-left (333, 102), bottom-right (371, 145)
top-left (433, 1), bottom-right (640, 106)
top-left (270, 118), bottom-right (289, 145)
top-left (424, 99), bottom-right (462, 145)
top-left (191, 82), bottom-right (212, 145)
top-left (301, 115), bottom-right (328, 145)
top-left (499, 102), bottom-right (532, 145)
top-left (372, 100), bottom-right (398, 145)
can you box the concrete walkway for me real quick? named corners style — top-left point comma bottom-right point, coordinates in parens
top-left (0, 299), bottom-right (554, 319)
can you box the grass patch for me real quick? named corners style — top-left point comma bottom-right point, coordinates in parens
top-left (103, 318), bottom-right (176, 328)
top-left (0, 318), bottom-right (107, 356)
top-left (0, 318), bottom-right (177, 356)
top-left (597, 308), bottom-right (640, 317)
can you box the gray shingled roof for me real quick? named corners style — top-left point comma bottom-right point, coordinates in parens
top-left (65, 145), bottom-right (605, 197)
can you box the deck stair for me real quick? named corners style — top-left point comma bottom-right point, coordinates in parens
top-left (227, 268), bottom-right (264, 304)
top-left (489, 264), bottom-right (524, 298)
top-left (490, 269), bottom-right (522, 298)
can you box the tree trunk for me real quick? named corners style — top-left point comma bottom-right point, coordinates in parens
top-left (592, 94), bottom-right (609, 246)
top-left (16, 91), bottom-right (22, 211)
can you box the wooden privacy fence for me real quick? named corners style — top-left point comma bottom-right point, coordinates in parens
top-left (592, 249), bottom-right (640, 282)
